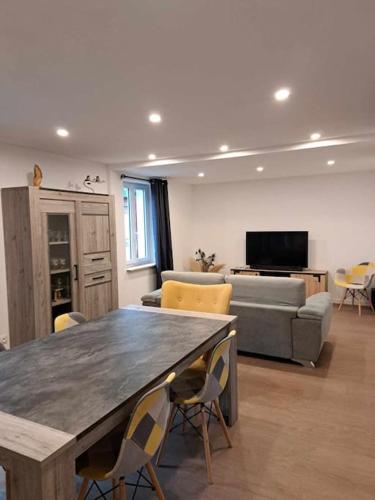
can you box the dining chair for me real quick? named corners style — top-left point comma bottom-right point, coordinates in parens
top-left (76, 371), bottom-right (176, 500)
top-left (161, 280), bottom-right (233, 375)
top-left (54, 312), bottom-right (87, 333)
top-left (335, 263), bottom-right (375, 316)
top-left (157, 331), bottom-right (236, 484)
top-left (161, 280), bottom-right (232, 315)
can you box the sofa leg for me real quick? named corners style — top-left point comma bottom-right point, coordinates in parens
top-left (292, 359), bottom-right (316, 368)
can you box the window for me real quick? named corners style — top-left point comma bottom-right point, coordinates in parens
top-left (123, 180), bottom-right (155, 268)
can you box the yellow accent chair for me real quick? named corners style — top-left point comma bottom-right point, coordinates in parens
top-left (161, 280), bottom-right (232, 314)
top-left (157, 331), bottom-right (236, 484)
top-left (335, 263), bottom-right (375, 316)
top-left (54, 312), bottom-right (87, 333)
top-left (77, 372), bottom-right (176, 500)
top-left (161, 280), bottom-right (233, 373)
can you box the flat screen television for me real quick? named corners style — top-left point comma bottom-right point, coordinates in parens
top-left (246, 231), bottom-right (308, 270)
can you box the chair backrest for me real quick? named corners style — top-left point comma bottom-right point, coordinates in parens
top-left (337, 264), bottom-right (375, 286)
top-left (161, 280), bottom-right (232, 314)
top-left (111, 372), bottom-right (175, 477)
top-left (194, 330), bottom-right (236, 404)
top-left (54, 312), bottom-right (87, 333)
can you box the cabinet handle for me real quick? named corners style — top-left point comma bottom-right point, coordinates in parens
top-left (92, 257), bottom-right (104, 261)
top-left (92, 275), bottom-right (105, 280)
top-left (74, 264), bottom-right (78, 281)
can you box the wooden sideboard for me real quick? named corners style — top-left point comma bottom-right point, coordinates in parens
top-left (2, 187), bottom-right (118, 346)
top-left (230, 266), bottom-right (328, 298)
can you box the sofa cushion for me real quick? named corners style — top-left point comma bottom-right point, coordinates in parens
top-left (161, 270), bottom-right (225, 285)
top-left (225, 275), bottom-right (305, 308)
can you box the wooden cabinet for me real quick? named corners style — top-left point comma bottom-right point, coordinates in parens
top-left (2, 187), bottom-right (118, 347)
top-left (231, 266), bottom-right (328, 298)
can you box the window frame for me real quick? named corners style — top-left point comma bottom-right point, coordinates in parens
top-left (123, 179), bottom-right (155, 269)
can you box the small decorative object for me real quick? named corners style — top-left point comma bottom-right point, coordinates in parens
top-left (51, 258), bottom-right (59, 270)
top-left (32, 164), bottom-right (43, 188)
top-left (83, 175), bottom-right (105, 193)
top-left (195, 249), bottom-right (225, 273)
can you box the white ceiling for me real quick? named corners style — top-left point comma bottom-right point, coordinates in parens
top-left (1, 0), bottom-right (375, 181)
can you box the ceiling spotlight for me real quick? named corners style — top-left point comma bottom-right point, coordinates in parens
top-left (148, 112), bottom-right (162, 124)
top-left (220, 144), bottom-right (229, 152)
top-left (274, 87), bottom-right (291, 102)
top-left (327, 160), bottom-right (335, 165)
top-left (256, 166), bottom-right (264, 172)
top-left (198, 172), bottom-right (205, 177)
top-left (148, 153), bottom-right (156, 160)
top-left (310, 132), bottom-right (321, 141)
top-left (56, 128), bottom-right (69, 137)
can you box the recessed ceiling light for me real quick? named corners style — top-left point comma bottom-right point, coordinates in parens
top-left (148, 112), bottom-right (162, 124)
top-left (198, 172), bottom-right (205, 177)
top-left (310, 132), bottom-right (321, 141)
top-left (148, 153), bottom-right (156, 160)
top-left (327, 160), bottom-right (335, 165)
top-left (256, 166), bottom-right (264, 172)
top-left (56, 128), bottom-right (69, 137)
top-left (220, 144), bottom-right (229, 152)
top-left (274, 87), bottom-right (291, 102)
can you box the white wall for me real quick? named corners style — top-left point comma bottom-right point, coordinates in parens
top-left (190, 171), bottom-right (375, 301)
top-left (0, 143), bottom-right (108, 346)
top-left (168, 179), bottom-right (193, 271)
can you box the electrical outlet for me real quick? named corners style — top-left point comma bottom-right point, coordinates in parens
top-left (1, 337), bottom-right (8, 345)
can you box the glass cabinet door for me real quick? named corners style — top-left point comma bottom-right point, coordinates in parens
top-left (47, 213), bottom-right (76, 329)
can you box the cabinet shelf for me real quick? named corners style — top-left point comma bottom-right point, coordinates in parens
top-left (50, 268), bottom-right (70, 275)
top-left (49, 241), bottom-right (69, 246)
top-left (52, 298), bottom-right (72, 307)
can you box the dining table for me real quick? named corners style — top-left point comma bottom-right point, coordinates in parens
top-left (0, 305), bottom-right (237, 500)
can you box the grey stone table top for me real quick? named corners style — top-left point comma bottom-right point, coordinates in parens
top-left (0, 307), bottom-right (233, 437)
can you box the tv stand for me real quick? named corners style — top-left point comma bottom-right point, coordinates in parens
top-left (230, 266), bottom-right (328, 298)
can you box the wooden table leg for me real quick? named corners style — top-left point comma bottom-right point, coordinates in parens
top-left (220, 330), bottom-right (238, 426)
top-left (6, 450), bottom-right (76, 500)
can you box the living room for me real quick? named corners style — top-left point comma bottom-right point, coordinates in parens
top-left (0, 2), bottom-right (374, 500)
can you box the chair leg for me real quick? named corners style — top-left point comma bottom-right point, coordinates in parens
top-left (182, 404), bottom-right (187, 433)
top-left (156, 403), bottom-right (178, 465)
top-left (358, 291), bottom-right (362, 316)
top-left (213, 399), bottom-right (232, 448)
top-left (200, 405), bottom-right (213, 484)
top-left (338, 289), bottom-right (348, 310)
top-left (119, 478), bottom-right (126, 500)
top-left (145, 462), bottom-right (166, 500)
top-left (112, 477), bottom-right (119, 500)
top-left (78, 478), bottom-right (89, 500)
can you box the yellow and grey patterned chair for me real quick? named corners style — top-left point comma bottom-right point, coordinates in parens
top-left (335, 263), bottom-right (375, 316)
top-left (54, 312), bottom-right (87, 333)
top-left (157, 331), bottom-right (236, 484)
top-left (77, 371), bottom-right (175, 500)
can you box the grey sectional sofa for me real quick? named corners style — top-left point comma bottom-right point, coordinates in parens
top-left (141, 271), bottom-right (332, 367)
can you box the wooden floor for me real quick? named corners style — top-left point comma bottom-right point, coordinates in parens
top-left (1, 305), bottom-right (374, 499)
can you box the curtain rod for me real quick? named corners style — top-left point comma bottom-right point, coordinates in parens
top-left (120, 174), bottom-right (166, 182)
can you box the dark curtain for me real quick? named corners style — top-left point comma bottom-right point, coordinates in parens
top-left (150, 178), bottom-right (174, 288)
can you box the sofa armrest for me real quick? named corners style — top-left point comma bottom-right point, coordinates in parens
top-left (297, 292), bottom-right (332, 320)
top-left (141, 289), bottom-right (162, 307)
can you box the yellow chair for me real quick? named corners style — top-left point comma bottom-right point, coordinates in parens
top-left (161, 280), bottom-right (232, 372)
top-left (161, 280), bottom-right (232, 314)
top-left (157, 331), bottom-right (236, 484)
top-left (335, 263), bottom-right (375, 316)
top-left (77, 372), bottom-right (176, 500)
top-left (54, 312), bottom-right (87, 333)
